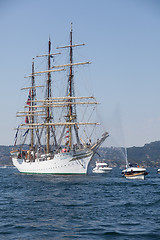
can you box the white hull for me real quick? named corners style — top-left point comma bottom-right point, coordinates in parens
top-left (12, 152), bottom-right (93, 174)
top-left (92, 161), bottom-right (112, 174)
top-left (92, 168), bottom-right (112, 174)
top-left (125, 174), bottom-right (145, 180)
top-left (158, 169), bottom-right (160, 173)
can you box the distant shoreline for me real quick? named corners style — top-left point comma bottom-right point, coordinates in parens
top-left (1, 141), bottom-right (160, 168)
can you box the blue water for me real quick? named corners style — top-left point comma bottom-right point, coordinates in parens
top-left (0, 167), bottom-right (160, 240)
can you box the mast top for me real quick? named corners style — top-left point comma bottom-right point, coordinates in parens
top-left (70, 22), bottom-right (73, 32)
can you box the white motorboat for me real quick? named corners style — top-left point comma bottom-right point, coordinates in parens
top-left (92, 161), bottom-right (112, 173)
top-left (122, 149), bottom-right (148, 180)
top-left (122, 165), bottom-right (148, 180)
top-left (158, 169), bottom-right (160, 174)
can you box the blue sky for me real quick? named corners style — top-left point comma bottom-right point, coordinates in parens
top-left (0, 0), bottom-right (160, 147)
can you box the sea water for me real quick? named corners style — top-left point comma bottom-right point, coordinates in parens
top-left (0, 167), bottom-right (160, 240)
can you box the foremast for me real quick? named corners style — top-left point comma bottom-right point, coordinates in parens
top-left (46, 38), bottom-right (51, 153)
top-left (57, 23), bottom-right (85, 149)
top-left (67, 23), bottom-right (81, 148)
top-left (68, 23), bottom-right (73, 147)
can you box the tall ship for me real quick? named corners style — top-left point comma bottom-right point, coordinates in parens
top-left (10, 24), bottom-right (109, 174)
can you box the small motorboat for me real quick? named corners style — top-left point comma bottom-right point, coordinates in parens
top-left (92, 161), bottom-right (112, 173)
top-left (122, 164), bottom-right (148, 180)
top-left (158, 169), bottom-right (160, 174)
top-left (122, 148), bottom-right (148, 180)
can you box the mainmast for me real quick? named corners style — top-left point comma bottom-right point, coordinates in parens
top-left (46, 38), bottom-right (51, 153)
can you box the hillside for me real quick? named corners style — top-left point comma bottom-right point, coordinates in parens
top-left (1, 141), bottom-right (160, 167)
top-left (127, 141), bottom-right (160, 167)
top-left (99, 141), bottom-right (160, 167)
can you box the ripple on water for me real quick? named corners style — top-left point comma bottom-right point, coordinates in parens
top-left (0, 168), bottom-right (160, 239)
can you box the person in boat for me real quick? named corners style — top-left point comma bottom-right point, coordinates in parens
top-left (67, 147), bottom-right (70, 152)
top-left (129, 163), bottom-right (133, 167)
top-left (62, 147), bottom-right (67, 153)
top-left (36, 147), bottom-right (41, 158)
top-left (21, 150), bottom-right (27, 159)
top-left (18, 152), bottom-right (21, 159)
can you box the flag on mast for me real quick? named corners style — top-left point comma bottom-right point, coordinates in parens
top-left (27, 90), bottom-right (31, 105)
